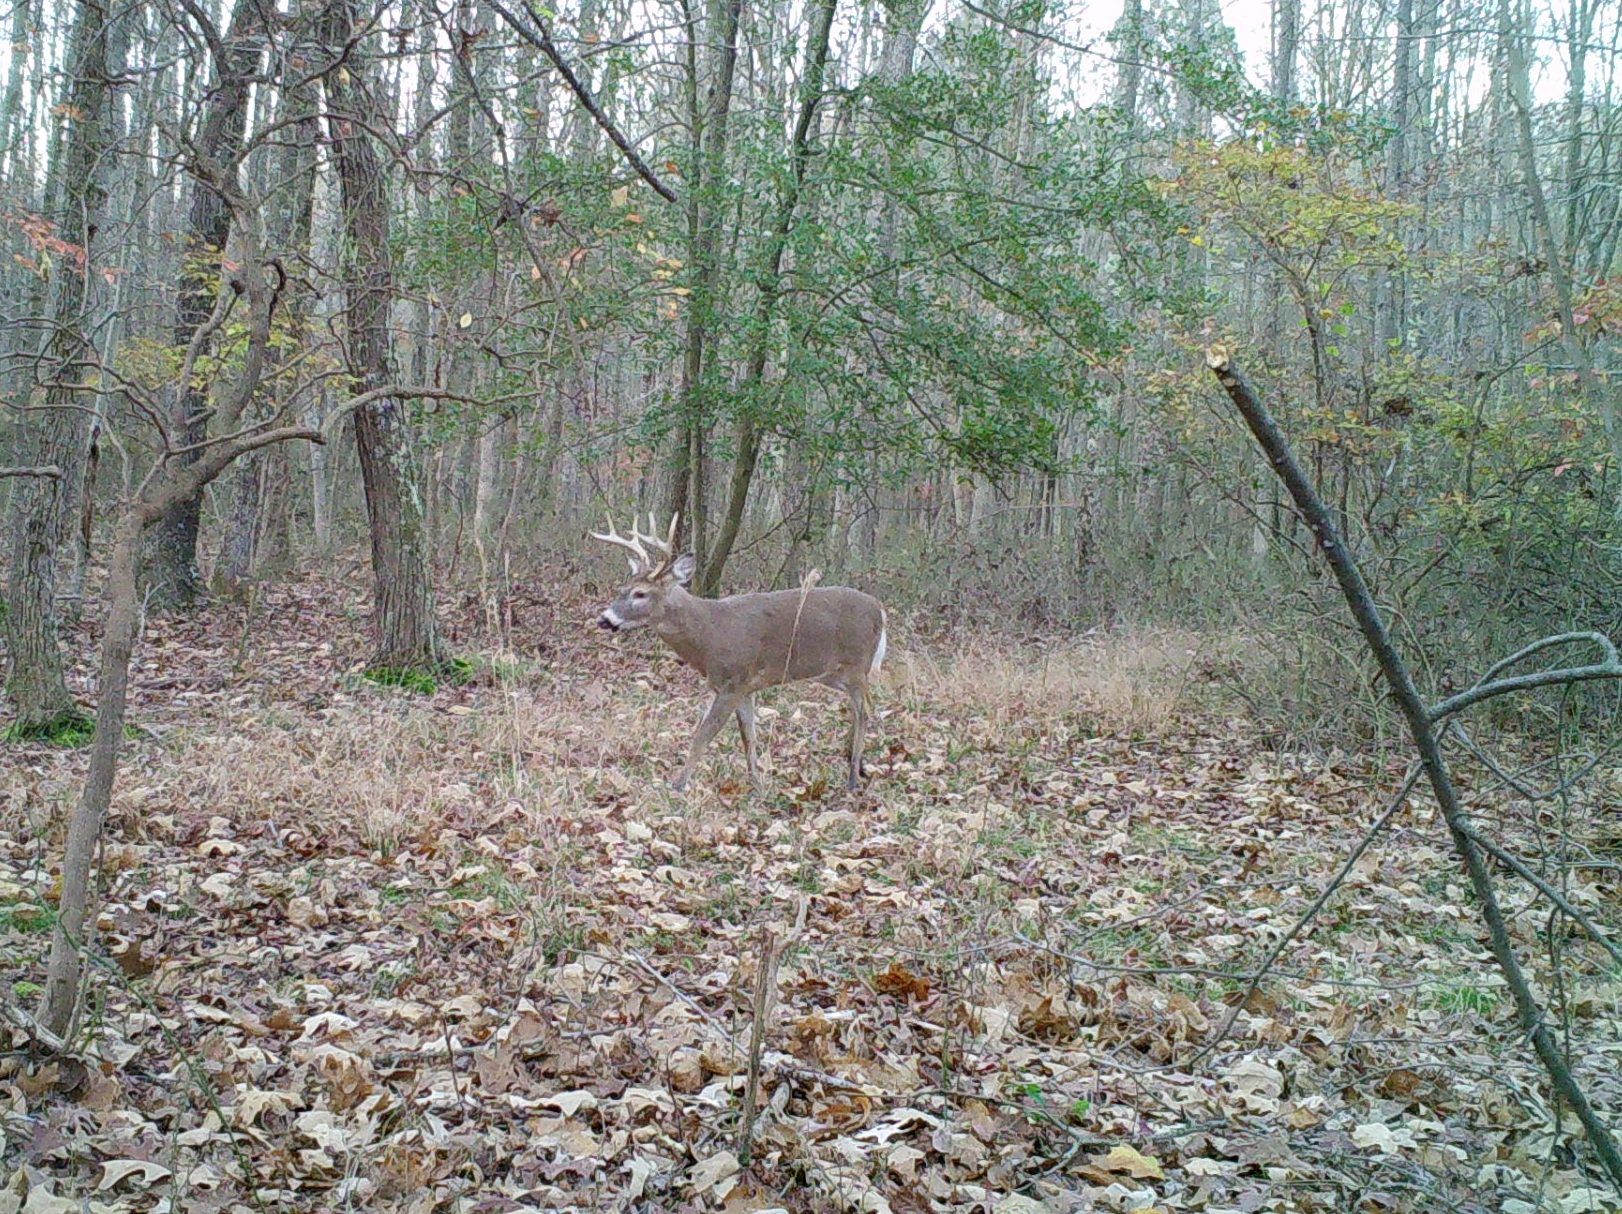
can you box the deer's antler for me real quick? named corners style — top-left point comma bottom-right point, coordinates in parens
top-left (631, 512), bottom-right (680, 579)
top-left (591, 513), bottom-right (652, 571)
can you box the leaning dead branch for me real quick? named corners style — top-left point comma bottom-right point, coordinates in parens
top-left (1207, 346), bottom-right (1622, 1189)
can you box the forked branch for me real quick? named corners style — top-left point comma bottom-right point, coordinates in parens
top-left (1206, 347), bottom-right (1622, 1188)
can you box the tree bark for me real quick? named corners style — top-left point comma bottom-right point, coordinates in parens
top-left (672, 0), bottom-right (742, 569)
top-left (40, 510), bottom-right (141, 1032)
top-left (4, 0), bottom-right (108, 737)
top-left (323, 0), bottom-right (444, 668)
top-left (217, 80), bottom-right (319, 591)
top-left (140, 0), bottom-right (264, 610)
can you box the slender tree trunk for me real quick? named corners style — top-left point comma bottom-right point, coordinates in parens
top-left (4, 0), bottom-right (108, 737)
top-left (140, 0), bottom-right (264, 610)
top-left (217, 85), bottom-right (319, 591)
top-left (704, 0), bottom-right (839, 592)
top-left (672, 0), bottom-right (741, 567)
top-left (1502, 0), bottom-right (1621, 488)
top-left (323, 0), bottom-right (444, 668)
top-left (1114, 0), bottom-right (1143, 125)
top-left (40, 510), bottom-right (140, 1032)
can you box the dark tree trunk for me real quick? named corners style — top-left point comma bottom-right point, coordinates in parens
top-left (3, 0), bottom-right (108, 737)
top-left (322, 0), bottom-right (443, 668)
top-left (140, 0), bottom-right (264, 610)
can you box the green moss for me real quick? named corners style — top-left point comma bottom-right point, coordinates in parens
top-left (363, 666), bottom-right (442, 695)
top-left (362, 655), bottom-right (476, 696)
top-left (3, 710), bottom-right (95, 747)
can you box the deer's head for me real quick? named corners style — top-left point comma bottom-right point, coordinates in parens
top-left (592, 512), bottom-right (695, 632)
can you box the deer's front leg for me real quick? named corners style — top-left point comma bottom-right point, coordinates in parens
top-left (672, 691), bottom-right (740, 791)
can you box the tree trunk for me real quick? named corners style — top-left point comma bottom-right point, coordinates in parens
top-left (140, 0), bottom-right (264, 610)
top-left (3, 0), bottom-right (108, 737)
top-left (217, 82), bottom-right (318, 592)
top-left (323, 0), bottom-right (444, 669)
top-left (671, 0), bottom-right (742, 567)
top-left (704, 0), bottom-right (839, 592)
top-left (1271, 0), bottom-right (1299, 104)
top-left (40, 509), bottom-right (141, 1033)
top-left (1502, 0), bottom-right (1621, 488)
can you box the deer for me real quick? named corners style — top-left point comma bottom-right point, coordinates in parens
top-left (592, 512), bottom-right (888, 792)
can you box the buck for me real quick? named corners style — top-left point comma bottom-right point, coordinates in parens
top-left (592, 513), bottom-right (887, 792)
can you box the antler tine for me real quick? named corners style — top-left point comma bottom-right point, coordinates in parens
top-left (638, 511), bottom-right (676, 557)
top-left (589, 512), bottom-right (651, 569)
top-left (627, 511), bottom-right (680, 577)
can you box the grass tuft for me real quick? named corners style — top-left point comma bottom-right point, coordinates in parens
top-left (3, 710), bottom-right (95, 747)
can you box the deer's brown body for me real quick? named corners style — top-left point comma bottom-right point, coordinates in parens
top-left (593, 514), bottom-right (887, 791)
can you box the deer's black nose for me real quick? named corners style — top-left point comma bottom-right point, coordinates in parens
top-left (598, 613), bottom-right (619, 632)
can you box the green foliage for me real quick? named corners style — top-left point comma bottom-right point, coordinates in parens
top-left (363, 665), bottom-right (442, 695)
top-left (3, 710), bottom-right (95, 747)
top-left (361, 657), bottom-right (477, 697)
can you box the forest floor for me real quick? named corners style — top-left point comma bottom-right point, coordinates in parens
top-left (2, 570), bottom-right (1619, 1214)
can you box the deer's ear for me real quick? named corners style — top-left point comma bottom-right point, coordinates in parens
top-left (671, 554), bottom-right (697, 585)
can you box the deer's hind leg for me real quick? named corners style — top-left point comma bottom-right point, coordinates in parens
top-left (736, 696), bottom-right (761, 788)
top-left (673, 691), bottom-right (741, 792)
top-left (844, 680), bottom-right (867, 790)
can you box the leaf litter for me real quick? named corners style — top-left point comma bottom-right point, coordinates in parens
top-left (2, 571), bottom-right (1620, 1212)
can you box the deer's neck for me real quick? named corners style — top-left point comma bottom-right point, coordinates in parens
top-left (655, 586), bottom-right (719, 676)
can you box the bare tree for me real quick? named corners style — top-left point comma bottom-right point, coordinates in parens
top-left (3, 0), bottom-right (109, 738)
top-left (321, 0), bottom-right (445, 669)
top-left (137, 0), bottom-right (265, 610)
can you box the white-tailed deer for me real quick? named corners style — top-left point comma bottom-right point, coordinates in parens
top-left (592, 512), bottom-right (887, 791)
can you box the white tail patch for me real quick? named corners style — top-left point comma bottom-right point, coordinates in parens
top-left (869, 612), bottom-right (888, 679)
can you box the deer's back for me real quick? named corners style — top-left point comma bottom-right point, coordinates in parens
top-left (675, 585), bottom-right (885, 692)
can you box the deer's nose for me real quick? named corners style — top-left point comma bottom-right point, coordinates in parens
top-left (598, 611), bottom-right (620, 632)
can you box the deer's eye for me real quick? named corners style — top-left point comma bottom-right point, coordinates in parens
top-left (631, 590), bottom-right (648, 601)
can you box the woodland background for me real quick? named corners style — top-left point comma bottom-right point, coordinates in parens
top-left (3, 0), bottom-right (1622, 1209)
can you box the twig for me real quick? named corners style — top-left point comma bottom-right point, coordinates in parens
top-left (1178, 761), bottom-right (1426, 1071)
top-left (0, 465), bottom-right (64, 479)
top-left (1456, 821), bottom-right (1622, 971)
top-left (1428, 632), bottom-right (1622, 723)
top-left (1, 993), bottom-right (68, 1052)
top-left (737, 926), bottom-right (781, 1163)
top-left (485, 0), bottom-right (680, 204)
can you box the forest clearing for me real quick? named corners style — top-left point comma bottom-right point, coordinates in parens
top-left (4, 0), bottom-right (1622, 1206)
top-left (6, 571), bottom-right (1615, 1214)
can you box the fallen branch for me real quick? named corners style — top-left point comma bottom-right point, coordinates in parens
top-left (0, 465), bottom-right (63, 479)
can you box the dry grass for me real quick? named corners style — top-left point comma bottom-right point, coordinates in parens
top-left (886, 624), bottom-right (1262, 734)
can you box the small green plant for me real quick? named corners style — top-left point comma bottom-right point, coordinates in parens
top-left (1433, 984), bottom-right (1499, 1015)
top-left (364, 665), bottom-right (441, 695)
top-left (0, 903), bottom-right (56, 934)
top-left (3, 710), bottom-right (95, 747)
top-left (11, 980), bottom-right (43, 1000)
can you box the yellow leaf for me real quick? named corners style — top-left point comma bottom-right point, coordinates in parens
top-left (530, 264), bottom-right (542, 281)
top-left (458, 312), bottom-right (473, 329)
top-left (1092, 1144), bottom-right (1164, 1180)
top-left (624, 212), bottom-right (643, 224)
top-left (610, 185), bottom-right (630, 208)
